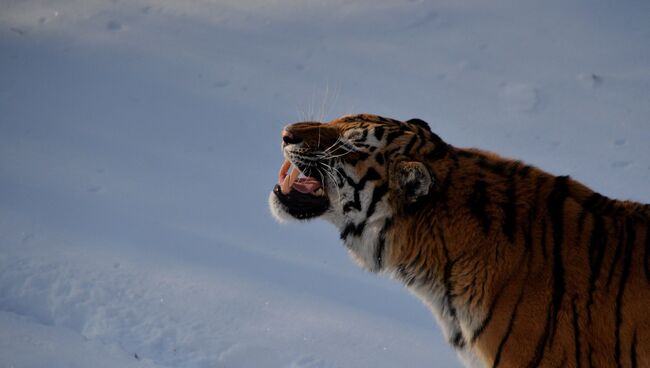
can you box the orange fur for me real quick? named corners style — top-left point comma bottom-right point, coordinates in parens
top-left (388, 147), bottom-right (650, 367)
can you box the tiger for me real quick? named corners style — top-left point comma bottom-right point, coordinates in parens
top-left (268, 113), bottom-right (650, 368)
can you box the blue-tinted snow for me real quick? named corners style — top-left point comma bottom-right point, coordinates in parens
top-left (1, 1), bottom-right (649, 367)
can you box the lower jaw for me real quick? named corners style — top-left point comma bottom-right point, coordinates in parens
top-left (272, 185), bottom-right (329, 219)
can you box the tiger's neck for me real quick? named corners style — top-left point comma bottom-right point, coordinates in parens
top-left (383, 212), bottom-right (503, 361)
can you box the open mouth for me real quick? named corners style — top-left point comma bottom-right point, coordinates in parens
top-left (273, 159), bottom-right (329, 219)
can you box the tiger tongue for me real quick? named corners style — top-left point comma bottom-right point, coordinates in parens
top-left (292, 177), bottom-right (321, 194)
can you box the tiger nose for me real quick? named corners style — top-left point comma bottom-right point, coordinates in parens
top-left (282, 129), bottom-right (303, 145)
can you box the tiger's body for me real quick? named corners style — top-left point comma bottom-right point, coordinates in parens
top-left (269, 114), bottom-right (649, 367)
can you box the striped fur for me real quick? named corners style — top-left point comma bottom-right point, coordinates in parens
top-left (269, 114), bottom-right (650, 367)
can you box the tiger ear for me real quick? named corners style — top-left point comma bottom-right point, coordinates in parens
top-left (392, 161), bottom-right (433, 205)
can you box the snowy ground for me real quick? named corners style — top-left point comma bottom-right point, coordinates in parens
top-left (1, 1), bottom-right (649, 367)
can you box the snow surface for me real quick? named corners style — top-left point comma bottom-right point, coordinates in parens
top-left (1, 0), bottom-right (649, 367)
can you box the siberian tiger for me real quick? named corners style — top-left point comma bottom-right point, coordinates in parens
top-left (268, 113), bottom-right (649, 367)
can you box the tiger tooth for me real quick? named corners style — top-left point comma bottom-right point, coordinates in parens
top-left (281, 173), bottom-right (292, 194)
top-left (289, 166), bottom-right (300, 187)
top-left (278, 159), bottom-right (291, 184)
top-left (314, 188), bottom-right (324, 196)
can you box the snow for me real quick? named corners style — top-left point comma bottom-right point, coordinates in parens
top-left (1, 0), bottom-right (649, 367)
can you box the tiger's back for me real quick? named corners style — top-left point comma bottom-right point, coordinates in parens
top-left (387, 146), bottom-right (650, 367)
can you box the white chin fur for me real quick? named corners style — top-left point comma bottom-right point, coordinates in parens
top-left (268, 191), bottom-right (294, 223)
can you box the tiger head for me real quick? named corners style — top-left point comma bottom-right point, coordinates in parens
top-left (269, 113), bottom-right (450, 271)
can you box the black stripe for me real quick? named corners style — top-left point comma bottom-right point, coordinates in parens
top-left (472, 238), bottom-right (531, 345)
top-left (583, 193), bottom-right (603, 211)
top-left (492, 233), bottom-right (535, 366)
top-left (358, 128), bottom-right (368, 143)
top-left (526, 303), bottom-right (553, 368)
top-left (524, 215), bottom-right (534, 252)
top-left (340, 222), bottom-right (365, 240)
top-left (577, 208), bottom-right (589, 243)
top-left (414, 128), bottom-right (429, 154)
top-left (587, 215), bottom-right (606, 323)
top-left (385, 129), bottom-right (403, 146)
top-left (502, 180), bottom-right (517, 243)
top-left (424, 138), bottom-right (448, 160)
top-left (366, 183), bottom-right (388, 219)
top-left (572, 296), bottom-right (582, 368)
top-left (631, 329), bottom-right (638, 368)
top-left (375, 152), bottom-right (384, 165)
top-left (492, 276), bottom-right (527, 368)
top-left (439, 228), bottom-right (465, 349)
top-left (374, 218), bottom-right (392, 270)
top-left (339, 166), bottom-right (380, 192)
top-left (361, 167), bottom-right (381, 182)
top-left (607, 221), bottom-right (623, 287)
top-left (351, 191), bottom-right (361, 212)
top-left (603, 200), bottom-right (616, 215)
top-left (475, 157), bottom-right (520, 178)
top-left (456, 150), bottom-right (478, 159)
top-left (340, 169), bottom-right (388, 238)
top-left (373, 126), bottom-right (385, 141)
top-left (615, 219), bottom-right (636, 368)
top-left (583, 192), bottom-right (617, 216)
top-left (396, 264), bottom-right (416, 286)
top-left (375, 115), bottom-right (401, 125)
top-left (441, 230), bottom-right (457, 322)
top-left (450, 331), bottom-right (464, 349)
top-left (470, 284), bottom-right (504, 343)
top-left (468, 179), bottom-right (491, 235)
top-left (403, 134), bottom-right (418, 155)
top-left (548, 176), bottom-right (569, 347)
top-left (384, 147), bottom-right (401, 159)
top-left (479, 160), bottom-right (509, 177)
top-left (343, 201), bottom-right (361, 213)
top-left (524, 177), bottom-right (544, 251)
